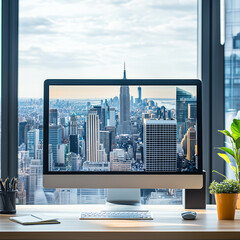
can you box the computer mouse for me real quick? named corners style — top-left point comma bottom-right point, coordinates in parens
top-left (181, 211), bottom-right (197, 220)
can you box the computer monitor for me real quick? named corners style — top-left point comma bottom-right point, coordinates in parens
top-left (43, 79), bottom-right (203, 192)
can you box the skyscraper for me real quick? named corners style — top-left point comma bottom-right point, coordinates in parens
top-left (70, 152), bottom-right (81, 171)
top-left (86, 109), bottom-right (100, 162)
top-left (69, 134), bottom-right (79, 154)
top-left (188, 102), bottom-right (197, 119)
top-left (187, 127), bottom-right (196, 161)
top-left (49, 125), bottom-right (62, 164)
top-left (118, 63), bottom-right (131, 134)
top-left (49, 109), bottom-right (58, 125)
top-left (138, 86), bottom-right (142, 102)
top-left (176, 88), bottom-right (193, 140)
top-left (27, 129), bottom-right (39, 159)
top-left (143, 119), bottom-right (177, 172)
top-left (94, 106), bottom-right (105, 130)
top-left (19, 121), bottom-right (27, 146)
top-left (100, 130), bottom-right (111, 160)
top-left (29, 159), bottom-right (44, 204)
top-left (70, 112), bottom-right (78, 135)
top-left (57, 144), bottom-right (65, 165)
top-left (39, 125), bottom-right (43, 143)
top-left (107, 108), bottom-right (116, 127)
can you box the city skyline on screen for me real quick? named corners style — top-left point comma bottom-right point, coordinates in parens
top-left (48, 77), bottom-right (198, 173)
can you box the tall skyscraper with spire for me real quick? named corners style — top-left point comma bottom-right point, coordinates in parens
top-left (118, 63), bottom-right (131, 134)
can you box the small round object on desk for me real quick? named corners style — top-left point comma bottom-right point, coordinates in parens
top-left (181, 211), bottom-right (197, 220)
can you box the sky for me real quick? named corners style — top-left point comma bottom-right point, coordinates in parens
top-left (19, 0), bottom-right (198, 98)
top-left (49, 85), bottom-right (196, 99)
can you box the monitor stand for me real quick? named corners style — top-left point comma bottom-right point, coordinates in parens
top-left (102, 188), bottom-right (148, 212)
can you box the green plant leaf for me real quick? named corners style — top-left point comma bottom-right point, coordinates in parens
top-left (230, 165), bottom-right (237, 172)
top-left (236, 137), bottom-right (240, 149)
top-left (231, 119), bottom-right (240, 140)
top-left (212, 170), bottom-right (228, 180)
top-left (218, 153), bottom-right (231, 164)
top-left (218, 147), bottom-right (235, 158)
top-left (209, 179), bottom-right (240, 194)
top-left (218, 130), bottom-right (232, 138)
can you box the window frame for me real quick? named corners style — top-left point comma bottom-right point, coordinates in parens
top-left (1, 0), bottom-right (225, 203)
top-left (1, 0), bottom-right (18, 179)
top-left (200, 0), bottom-right (225, 203)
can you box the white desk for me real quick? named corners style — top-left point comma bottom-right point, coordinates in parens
top-left (1, 205), bottom-right (240, 240)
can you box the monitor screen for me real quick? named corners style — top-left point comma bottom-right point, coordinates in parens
top-left (46, 81), bottom-right (201, 174)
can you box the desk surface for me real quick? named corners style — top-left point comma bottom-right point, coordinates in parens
top-left (1, 205), bottom-right (240, 240)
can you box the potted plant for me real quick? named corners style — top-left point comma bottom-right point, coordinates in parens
top-left (217, 119), bottom-right (240, 208)
top-left (209, 179), bottom-right (240, 220)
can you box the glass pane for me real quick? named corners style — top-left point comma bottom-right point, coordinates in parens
top-left (18, 0), bottom-right (198, 204)
top-left (225, 0), bottom-right (240, 178)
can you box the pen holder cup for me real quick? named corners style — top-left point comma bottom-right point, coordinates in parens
top-left (0, 191), bottom-right (17, 214)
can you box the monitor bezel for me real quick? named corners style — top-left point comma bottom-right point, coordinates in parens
top-left (43, 79), bottom-right (202, 175)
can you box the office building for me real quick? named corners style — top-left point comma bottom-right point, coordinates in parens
top-left (27, 129), bottom-right (39, 159)
top-left (49, 109), bottom-right (58, 125)
top-left (106, 126), bottom-right (116, 149)
top-left (19, 121), bottom-right (27, 146)
top-left (131, 96), bottom-right (134, 106)
top-left (70, 112), bottom-right (78, 135)
top-left (98, 144), bottom-right (107, 162)
top-left (82, 161), bottom-right (110, 171)
top-left (49, 125), bottom-right (62, 164)
top-left (181, 133), bottom-right (187, 155)
top-left (86, 109), bottom-right (100, 162)
top-left (187, 127), bottom-right (196, 161)
top-left (70, 152), bottom-right (81, 171)
top-left (29, 159), bottom-right (44, 204)
top-left (118, 64), bottom-right (131, 134)
top-left (143, 119), bottom-right (177, 172)
top-left (17, 174), bottom-right (27, 205)
top-left (100, 130), bottom-right (111, 160)
top-left (176, 88), bottom-right (193, 140)
top-left (110, 149), bottom-right (132, 171)
top-left (188, 102), bottom-right (197, 119)
top-left (69, 134), bottom-right (79, 155)
top-left (24, 120), bottom-right (34, 148)
top-left (39, 125), bottom-right (43, 143)
top-left (48, 144), bottom-right (54, 171)
top-left (57, 144), bottom-right (65, 165)
top-left (138, 86), bottom-right (142, 103)
top-left (94, 106), bottom-right (105, 130)
top-left (107, 108), bottom-right (116, 127)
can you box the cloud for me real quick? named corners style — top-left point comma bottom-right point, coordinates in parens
top-left (19, 0), bottom-right (198, 97)
top-left (19, 46), bottom-right (102, 68)
top-left (19, 17), bottom-right (55, 34)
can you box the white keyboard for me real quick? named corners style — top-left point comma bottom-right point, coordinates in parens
top-left (80, 211), bottom-right (153, 220)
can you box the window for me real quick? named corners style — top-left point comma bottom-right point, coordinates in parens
top-left (225, 1), bottom-right (240, 178)
top-left (18, 0), bottom-right (198, 204)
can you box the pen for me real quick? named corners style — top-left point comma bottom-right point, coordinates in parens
top-left (10, 177), bottom-right (14, 191)
top-left (14, 178), bottom-right (18, 190)
top-left (5, 178), bottom-right (10, 191)
top-left (0, 179), bottom-right (5, 191)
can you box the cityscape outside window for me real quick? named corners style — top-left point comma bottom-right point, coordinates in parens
top-left (18, 0), bottom-right (198, 204)
top-left (225, 0), bottom-right (240, 178)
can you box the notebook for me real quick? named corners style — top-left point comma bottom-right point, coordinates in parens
top-left (9, 214), bottom-right (60, 225)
